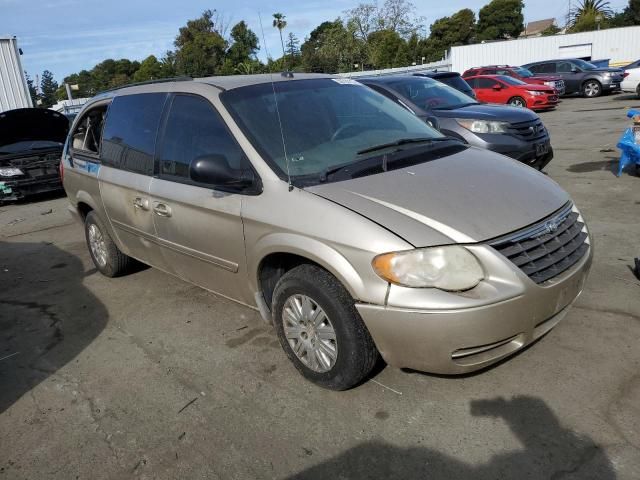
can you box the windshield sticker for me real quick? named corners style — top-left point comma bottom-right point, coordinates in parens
top-left (332, 78), bottom-right (362, 86)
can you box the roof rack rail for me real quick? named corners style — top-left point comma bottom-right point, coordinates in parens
top-left (98, 76), bottom-right (193, 94)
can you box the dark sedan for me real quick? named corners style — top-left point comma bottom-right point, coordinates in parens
top-left (359, 75), bottom-right (553, 170)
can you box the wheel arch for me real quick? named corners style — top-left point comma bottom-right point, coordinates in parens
top-left (252, 234), bottom-right (369, 312)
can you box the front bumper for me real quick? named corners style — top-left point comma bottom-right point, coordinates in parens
top-left (356, 242), bottom-right (592, 374)
top-left (0, 175), bottom-right (62, 202)
top-left (602, 79), bottom-right (622, 91)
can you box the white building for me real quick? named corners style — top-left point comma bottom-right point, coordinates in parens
top-left (450, 26), bottom-right (640, 73)
top-left (0, 36), bottom-right (32, 112)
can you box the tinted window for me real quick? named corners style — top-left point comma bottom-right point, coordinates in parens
top-left (557, 61), bottom-right (574, 73)
top-left (388, 77), bottom-right (477, 110)
top-left (529, 63), bottom-right (554, 74)
top-left (437, 75), bottom-right (474, 96)
top-left (157, 94), bottom-right (246, 184)
top-left (477, 78), bottom-right (497, 88)
top-left (102, 93), bottom-right (167, 174)
top-left (497, 75), bottom-right (526, 86)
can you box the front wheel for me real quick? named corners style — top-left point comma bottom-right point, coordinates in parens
top-left (508, 96), bottom-right (527, 108)
top-left (583, 80), bottom-right (602, 98)
top-left (272, 264), bottom-right (379, 390)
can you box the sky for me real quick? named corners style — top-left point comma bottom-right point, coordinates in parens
top-left (0, 0), bottom-right (631, 82)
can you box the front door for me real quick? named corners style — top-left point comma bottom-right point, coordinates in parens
top-left (149, 93), bottom-right (252, 302)
top-left (555, 61), bottom-right (581, 93)
top-left (475, 78), bottom-right (503, 103)
top-left (98, 92), bottom-right (170, 270)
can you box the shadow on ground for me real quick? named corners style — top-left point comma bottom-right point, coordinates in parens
top-left (287, 395), bottom-right (615, 480)
top-left (0, 241), bottom-right (107, 413)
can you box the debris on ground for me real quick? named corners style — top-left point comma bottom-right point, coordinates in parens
top-left (40, 209), bottom-right (53, 215)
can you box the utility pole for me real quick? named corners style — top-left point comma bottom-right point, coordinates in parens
top-left (65, 83), bottom-right (73, 100)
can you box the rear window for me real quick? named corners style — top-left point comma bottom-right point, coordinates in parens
top-left (101, 93), bottom-right (168, 175)
top-left (437, 75), bottom-right (473, 94)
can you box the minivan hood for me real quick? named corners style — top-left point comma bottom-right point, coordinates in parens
top-left (431, 103), bottom-right (539, 122)
top-left (307, 147), bottom-right (569, 246)
top-left (0, 108), bottom-right (69, 149)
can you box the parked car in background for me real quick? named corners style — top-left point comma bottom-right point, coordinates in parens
top-left (63, 74), bottom-right (591, 390)
top-left (522, 59), bottom-right (625, 97)
top-left (622, 59), bottom-right (640, 97)
top-left (465, 75), bottom-right (559, 111)
top-left (359, 75), bottom-right (553, 170)
top-left (0, 108), bottom-right (69, 202)
top-left (462, 65), bottom-right (565, 96)
top-left (412, 71), bottom-right (476, 98)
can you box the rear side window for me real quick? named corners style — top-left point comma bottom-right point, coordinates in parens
top-left (532, 63), bottom-right (555, 74)
top-left (557, 62), bottom-right (573, 73)
top-left (477, 78), bottom-right (497, 88)
top-left (157, 94), bottom-right (246, 183)
top-left (101, 93), bottom-right (167, 175)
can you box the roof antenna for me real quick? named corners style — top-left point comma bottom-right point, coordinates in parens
top-left (258, 12), bottom-right (293, 191)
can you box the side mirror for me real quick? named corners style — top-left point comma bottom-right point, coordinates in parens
top-left (190, 154), bottom-right (254, 191)
top-left (492, 84), bottom-right (502, 90)
top-left (425, 116), bottom-right (440, 131)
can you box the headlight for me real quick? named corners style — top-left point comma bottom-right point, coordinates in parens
top-left (456, 119), bottom-right (510, 134)
top-left (372, 246), bottom-right (484, 291)
top-left (0, 167), bottom-right (23, 177)
top-left (543, 81), bottom-right (555, 87)
top-left (527, 90), bottom-right (544, 96)
top-left (604, 72), bottom-right (612, 78)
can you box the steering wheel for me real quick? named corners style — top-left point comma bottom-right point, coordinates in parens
top-left (331, 123), bottom-right (359, 142)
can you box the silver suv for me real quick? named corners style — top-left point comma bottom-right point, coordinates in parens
top-left (62, 74), bottom-right (592, 390)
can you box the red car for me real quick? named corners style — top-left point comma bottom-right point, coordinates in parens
top-left (463, 65), bottom-right (565, 96)
top-left (465, 75), bottom-right (559, 111)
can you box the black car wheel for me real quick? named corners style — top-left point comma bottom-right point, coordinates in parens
top-left (272, 264), bottom-right (379, 390)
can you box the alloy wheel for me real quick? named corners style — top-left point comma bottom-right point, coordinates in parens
top-left (88, 223), bottom-right (107, 267)
top-left (584, 81), bottom-right (600, 97)
top-left (282, 294), bottom-right (338, 373)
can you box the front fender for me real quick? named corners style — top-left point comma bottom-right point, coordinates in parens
top-left (249, 232), bottom-right (387, 305)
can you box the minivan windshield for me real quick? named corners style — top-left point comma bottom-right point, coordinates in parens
top-left (221, 78), bottom-right (445, 183)
top-left (387, 77), bottom-right (478, 110)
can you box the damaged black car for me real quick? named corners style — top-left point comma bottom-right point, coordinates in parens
top-left (0, 108), bottom-right (69, 202)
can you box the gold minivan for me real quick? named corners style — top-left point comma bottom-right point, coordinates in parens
top-left (62, 74), bottom-right (592, 390)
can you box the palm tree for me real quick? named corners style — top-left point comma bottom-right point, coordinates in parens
top-left (569, 0), bottom-right (613, 28)
top-left (272, 13), bottom-right (288, 63)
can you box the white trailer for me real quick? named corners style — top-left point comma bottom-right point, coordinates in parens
top-left (450, 26), bottom-right (640, 73)
top-left (0, 36), bottom-right (33, 113)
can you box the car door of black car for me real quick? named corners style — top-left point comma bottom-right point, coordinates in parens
top-left (555, 61), bottom-right (581, 93)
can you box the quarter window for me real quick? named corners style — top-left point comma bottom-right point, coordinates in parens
top-left (70, 104), bottom-right (108, 155)
top-left (101, 93), bottom-right (167, 175)
top-left (557, 62), bottom-right (573, 73)
top-left (158, 94), bottom-right (246, 183)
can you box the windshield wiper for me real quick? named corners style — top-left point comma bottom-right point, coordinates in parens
top-left (356, 137), bottom-right (448, 155)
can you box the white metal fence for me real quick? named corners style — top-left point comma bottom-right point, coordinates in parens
top-left (0, 37), bottom-right (32, 112)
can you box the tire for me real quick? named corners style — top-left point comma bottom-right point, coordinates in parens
top-left (84, 211), bottom-right (134, 277)
top-left (636, 84), bottom-right (640, 99)
top-left (272, 264), bottom-right (379, 390)
top-left (508, 96), bottom-right (527, 108)
top-left (582, 80), bottom-right (602, 98)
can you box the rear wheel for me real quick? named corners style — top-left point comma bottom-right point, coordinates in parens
top-left (84, 211), bottom-right (134, 277)
top-left (583, 80), bottom-right (602, 98)
top-left (508, 96), bottom-right (527, 108)
top-left (272, 264), bottom-right (379, 390)
top-left (636, 84), bottom-right (640, 98)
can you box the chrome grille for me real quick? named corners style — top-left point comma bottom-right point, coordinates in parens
top-left (490, 204), bottom-right (589, 284)
top-left (507, 119), bottom-right (547, 142)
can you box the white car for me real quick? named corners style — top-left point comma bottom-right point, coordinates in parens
top-left (622, 59), bottom-right (640, 97)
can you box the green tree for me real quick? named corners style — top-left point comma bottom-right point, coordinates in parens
top-left (133, 55), bottom-right (164, 82)
top-left (540, 23), bottom-right (561, 35)
top-left (569, 0), bottom-right (612, 29)
top-left (477, 0), bottom-right (524, 40)
top-left (301, 21), bottom-right (342, 72)
top-left (423, 8), bottom-right (476, 61)
top-left (367, 29), bottom-right (408, 68)
top-left (25, 72), bottom-right (39, 106)
top-left (272, 13), bottom-right (288, 61)
top-left (286, 32), bottom-right (300, 59)
top-left (174, 9), bottom-right (228, 76)
top-left (227, 21), bottom-right (259, 65)
top-left (39, 70), bottom-right (58, 108)
top-left (626, 0), bottom-right (640, 23)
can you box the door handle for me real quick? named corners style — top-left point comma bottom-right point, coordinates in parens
top-left (133, 196), bottom-right (150, 211)
top-left (153, 202), bottom-right (172, 217)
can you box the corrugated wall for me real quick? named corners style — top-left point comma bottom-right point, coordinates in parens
top-left (451, 26), bottom-right (640, 73)
top-left (0, 37), bottom-right (33, 112)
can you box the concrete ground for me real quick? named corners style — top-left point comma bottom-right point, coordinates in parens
top-left (1, 93), bottom-right (640, 480)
